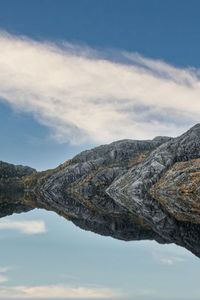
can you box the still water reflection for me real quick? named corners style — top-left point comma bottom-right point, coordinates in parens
top-left (0, 191), bottom-right (200, 300)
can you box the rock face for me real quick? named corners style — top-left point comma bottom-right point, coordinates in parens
top-left (0, 161), bottom-right (35, 217)
top-left (107, 124), bottom-right (200, 256)
top-left (1, 125), bottom-right (200, 257)
top-left (0, 161), bottom-right (36, 192)
top-left (0, 161), bottom-right (36, 179)
top-left (22, 136), bottom-right (170, 244)
top-left (151, 158), bottom-right (200, 224)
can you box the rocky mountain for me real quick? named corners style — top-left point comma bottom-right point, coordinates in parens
top-left (0, 161), bottom-right (36, 180)
top-left (1, 125), bottom-right (200, 257)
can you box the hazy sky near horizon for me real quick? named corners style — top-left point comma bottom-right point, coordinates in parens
top-left (0, 1), bottom-right (200, 299)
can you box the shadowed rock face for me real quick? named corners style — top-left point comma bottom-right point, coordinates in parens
top-left (0, 162), bottom-right (36, 217)
top-left (0, 192), bottom-right (33, 218)
top-left (1, 125), bottom-right (200, 257)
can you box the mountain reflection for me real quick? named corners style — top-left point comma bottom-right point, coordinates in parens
top-left (1, 190), bottom-right (200, 259)
top-left (1, 126), bottom-right (200, 258)
top-left (0, 190), bottom-right (166, 243)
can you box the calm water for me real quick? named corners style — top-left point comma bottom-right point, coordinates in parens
top-left (0, 208), bottom-right (199, 300)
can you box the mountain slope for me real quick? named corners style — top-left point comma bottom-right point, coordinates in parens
top-left (1, 125), bottom-right (200, 257)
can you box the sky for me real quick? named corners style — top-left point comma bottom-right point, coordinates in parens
top-left (0, 0), bottom-right (200, 299)
top-left (1, 0), bottom-right (200, 170)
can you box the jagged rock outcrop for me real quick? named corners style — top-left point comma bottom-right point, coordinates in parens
top-left (20, 136), bottom-right (171, 244)
top-left (1, 125), bottom-right (200, 257)
top-left (25, 137), bottom-right (171, 215)
top-left (107, 124), bottom-right (200, 256)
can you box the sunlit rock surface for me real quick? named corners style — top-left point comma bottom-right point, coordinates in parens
top-left (107, 124), bottom-right (200, 256)
top-left (1, 125), bottom-right (200, 257)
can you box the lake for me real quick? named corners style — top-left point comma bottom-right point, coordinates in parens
top-left (0, 204), bottom-right (199, 300)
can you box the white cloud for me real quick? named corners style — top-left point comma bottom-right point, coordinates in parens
top-left (0, 284), bottom-right (122, 298)
top-left (0, 220), bottom-right (47, 234)
top-left (0, 31), bottom-right (199, 145)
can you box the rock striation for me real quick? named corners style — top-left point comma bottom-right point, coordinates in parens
top-left (107, 124), bottom-right (200, 256)
top-left (1, 125), bottom-right (200, 257)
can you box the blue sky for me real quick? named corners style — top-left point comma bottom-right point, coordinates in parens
top-left (0, 0), bottom-right (200, 170)
top-left (0, 1), bottom-right (200, 299)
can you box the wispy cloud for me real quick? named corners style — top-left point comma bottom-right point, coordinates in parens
top-left (0, 266), bottom-right (14, 284)
top-left (0, 220), bottom-right (47, 234)
top-left (136, 241), bottom-right (195, 265)
top-left (0, 275), bottom-right (8, 284)
top-left (0, 284), bottom-right (122, 298)
top-left (159, 257), bottom-right (185, 266)
top-left (0, 31), bottom-right (199, 145)
top-left (0, 267), bottom-right (13, 273)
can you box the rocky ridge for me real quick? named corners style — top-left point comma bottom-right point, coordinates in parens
top-left (1, 125), bottom-right (200, 257)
